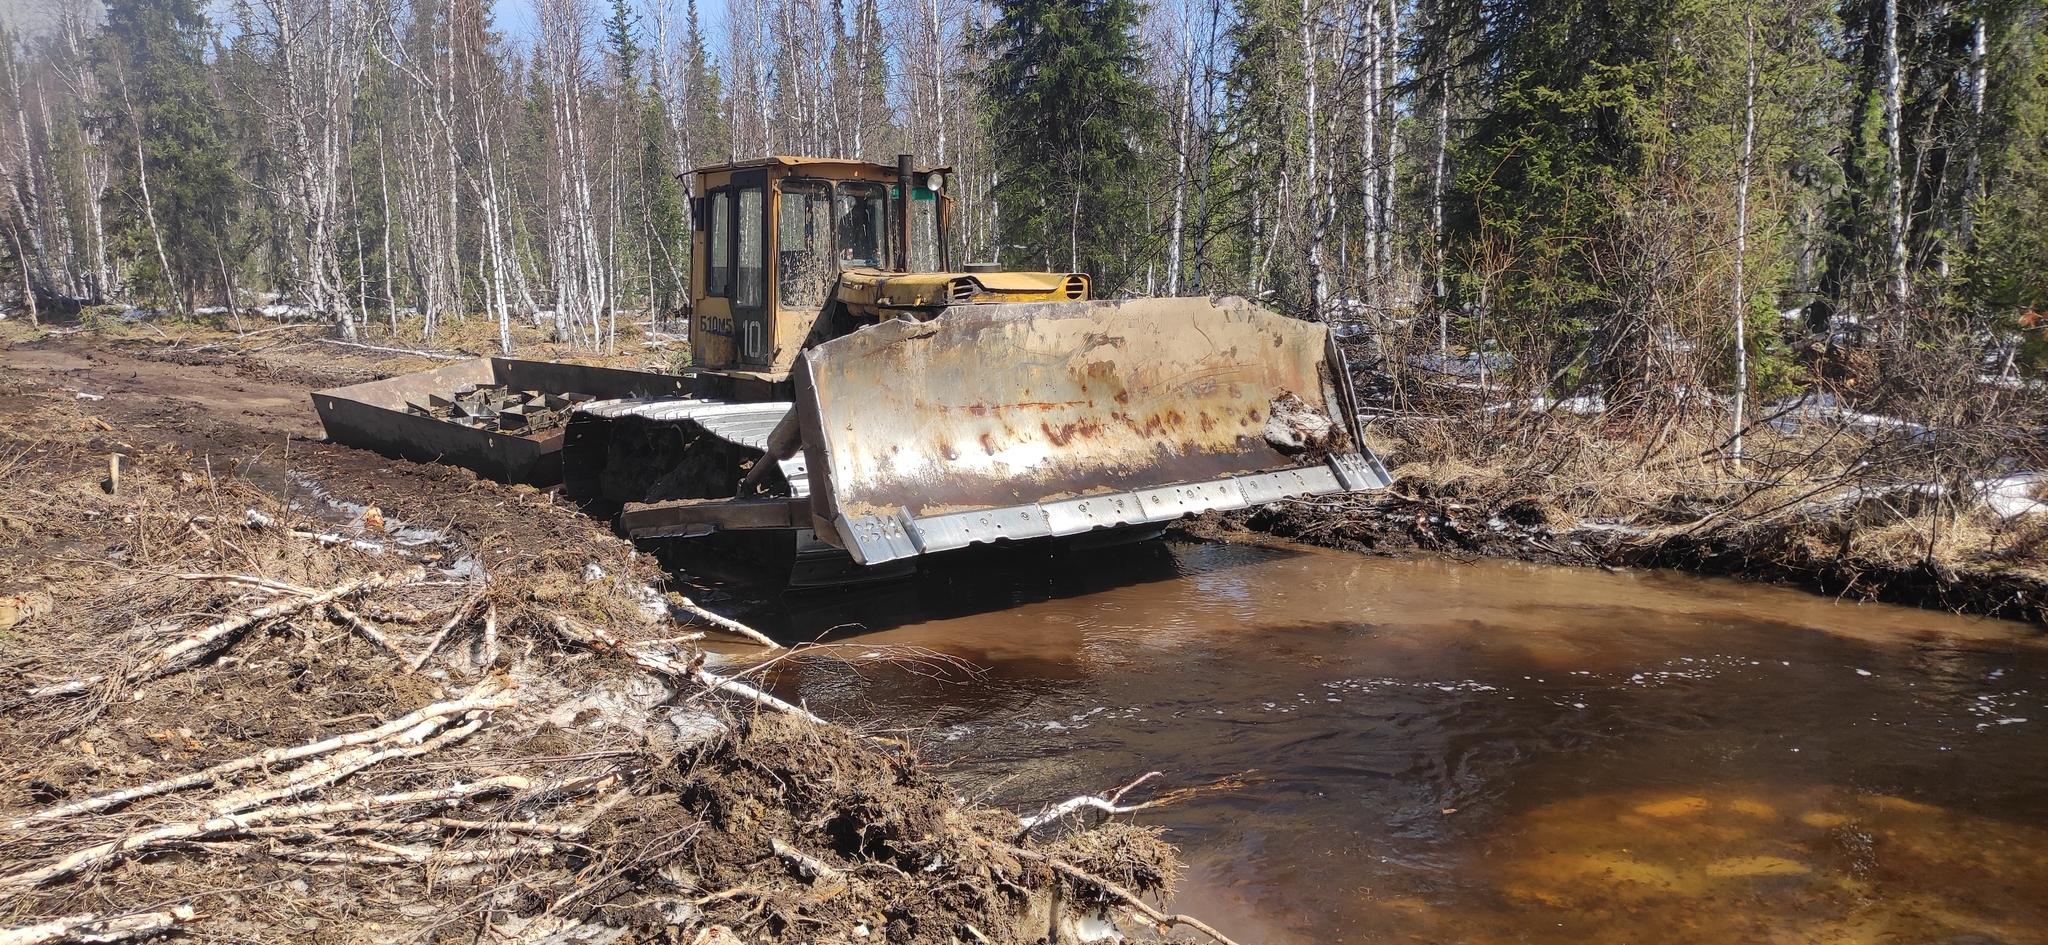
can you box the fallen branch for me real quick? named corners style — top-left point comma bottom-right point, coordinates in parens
top-left (0, 776), bottom-right (532, 888)
top-left (276, 838), bottom-right (561, 866)
top-left (0, 906), bottom-right (199, 945)
top-left (548, 617), bottom-right (822, 724)
top-left (386, 817), bottom-right (585, 838)
top-left (208, 713), bottom-right (489, 814)
top-left (188, 815), bottom-right (583, 841)
top-left (770, 837), bottom-right (843, 884)
top-left (479, 602), bottom-right (499, 668)
top-left (325, 602), bottom-right (408, 658)
top-left (977, 838), bottom-right (1243, 945)
top-left (672, 596), bottom-right (779, 649)
top-left (130, 569), bottom-right (425, 683)
top-left (408, 586), bottom-right (487, 672)
top-left (1016, 771), bottom-right (1166, 835)
top-left (7, 676), bottom-right (513, 829)
top-left (176, 573), bottom-right (318, 596)
top-left (1046, 856), bottom-right (1242, 945)
top-left (695, 666), bottom-right (825, 725)
top-left (243, 509), bottom-right (390, 554)
top-left (308, 338), bottom-right (470, 361)
top-left (23, 677), bottom-right (107, 700)
top-left (505, 919), bottom-right (631, 945)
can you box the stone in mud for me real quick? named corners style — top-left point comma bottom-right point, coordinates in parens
top-left (1633, 796), bottom-right (1712, 818)
top-left (1262, 390), bottom-right (1336, 455)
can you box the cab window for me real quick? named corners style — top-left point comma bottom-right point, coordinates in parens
top-left (779, 180), bottom-right (836, 309)
top-left (905, 186), bottom-right (942, 273)
top-left (706, 189), bottom-right (730, 297)
top-left (734, 186), bottom-right (766, 311)
top-left (834, 181), bottom-right (891, 270)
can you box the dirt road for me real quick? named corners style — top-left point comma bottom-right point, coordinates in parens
top-left (5, 341), bottom-right (330, 438)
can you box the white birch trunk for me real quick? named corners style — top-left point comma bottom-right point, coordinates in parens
top-left (1360, 0), bottom-right (1380, 302)
top-left (1733, 17), bottom-right (1756, 467)
top-left (1166, 30), bottom-right (1193, 295)
top-left (1378, 0), bottom-right (1398, 297)
top-left (1432, 71), bottom-right (1448, 363)
top-left (1961, 16), bottom-right (1985, 247)
top-left (1882, 0), bottom-right (1908, 331)
top-left (117, 73), bottom-right (176, 314)
top-left (1302, 0), bottom-right (1327, 316)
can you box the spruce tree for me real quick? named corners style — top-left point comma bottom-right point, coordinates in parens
top-left (682, 0), bottom-right (730, 167)
top-left (98, 0), bottom-right (235, 312)
top-left (1216, 0), bottom-right (1302, 303)
top-left (981, 0), bottom-right (1160, 287)
top-left (1960, 11), bottom-right (2047, 329)
top-left (1449, 0), bottom-right (1671, 340)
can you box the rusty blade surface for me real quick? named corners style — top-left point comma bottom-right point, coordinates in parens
top-left (795, 296), bottom-right (1358, 531)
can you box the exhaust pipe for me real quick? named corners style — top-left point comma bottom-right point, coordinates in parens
top-left (896, 153), bottom-right (914, 273)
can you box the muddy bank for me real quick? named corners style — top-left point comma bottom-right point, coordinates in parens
top-left (0, 333), bottom-right (1200, 944)
top-left (1201, 478), bottom-right (2048, 626)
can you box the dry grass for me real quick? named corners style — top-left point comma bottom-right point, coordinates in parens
top-left (1248, 337), bottom-right (2048, 622)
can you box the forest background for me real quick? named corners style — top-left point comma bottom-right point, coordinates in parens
top-left (1, 0), bottom-right (2045, 416)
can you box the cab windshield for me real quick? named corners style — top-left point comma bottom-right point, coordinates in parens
top-left (832, 181), bottom-right (891, 269)
top-left (778, 177), bottom-right (946, 279)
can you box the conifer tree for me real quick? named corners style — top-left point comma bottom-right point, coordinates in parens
top-left (1960, 10), bottom-right (2047, 326)
top-left (981, 0), bottom-right (1160, 287)
top-left (681, 0), bottom-right (729, 168)
top-left (99, 0), bottom-right (236, 312)
top-left (1450, 0), bottom-right (1671, 342)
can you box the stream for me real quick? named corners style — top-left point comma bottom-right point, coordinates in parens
top-left (720, 539), bottom-right (2048, 944)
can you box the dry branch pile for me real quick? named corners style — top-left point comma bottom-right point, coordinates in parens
top-left (0, 379), bottom-right (1195, 945)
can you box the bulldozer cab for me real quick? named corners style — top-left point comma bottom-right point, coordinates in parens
top-left (687, 156), bottom-right (951, 383)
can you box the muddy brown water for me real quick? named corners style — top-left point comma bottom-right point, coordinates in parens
top-left (715, 539), bottom-right (2048, 944)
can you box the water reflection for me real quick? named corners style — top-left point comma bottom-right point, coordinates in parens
top-left (699, 538), bottom-right (1197, 643)
top-left (750, 540), bottom-right (2048, 943)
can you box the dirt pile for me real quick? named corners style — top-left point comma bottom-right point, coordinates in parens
top-left (0, 346), bottom-right (1203, 945)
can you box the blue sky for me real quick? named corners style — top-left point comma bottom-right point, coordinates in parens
top-left (0, 0), bottom-right (549, 45)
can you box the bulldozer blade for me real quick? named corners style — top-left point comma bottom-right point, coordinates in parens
top-left (794, 296), bottom-right (1391, 566)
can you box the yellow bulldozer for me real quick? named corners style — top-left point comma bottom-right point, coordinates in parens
top-left (562, 155), bottom-right (1390, 587)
